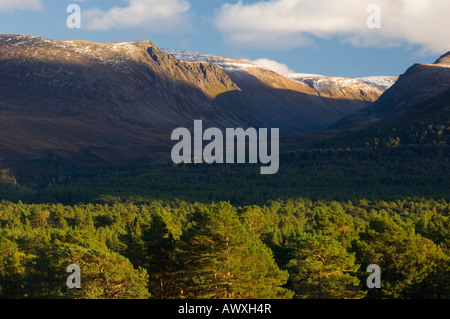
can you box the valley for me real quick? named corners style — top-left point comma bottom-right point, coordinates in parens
top-left (0, 34), bottom-right (449, 301)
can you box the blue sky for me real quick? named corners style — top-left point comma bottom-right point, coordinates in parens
top-left (1, 0), bottom-right (448, 78)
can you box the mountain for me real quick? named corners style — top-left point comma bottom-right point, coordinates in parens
top-left (331, 52), bottom-right (450, 131)
top-left (163, 49), bottom-right (392, 122)
top-left (0, 35), bottom-right (388, 165)
top-left (287, 73), bottom-right (396, 107)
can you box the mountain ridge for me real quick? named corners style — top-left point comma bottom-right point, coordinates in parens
top-left (0, 34), bottom-right (407, 166)
top-left (330, 51), bottom-right (450, 131)
top-left (0, 34), bottom-right (392, 165)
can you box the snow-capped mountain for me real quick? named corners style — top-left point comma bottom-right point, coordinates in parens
top-left (161, 49), bottom-right (259, 71)
top-left (0, 35), bottom-right (394, 164)
top-left (331, 51), bottom-right (450, 130)
top-left (288, 73), bottom-right (397, 96)
top-left (354, 76), bottom-right (397, 91)
top-left (163, 49), bottom-right (395, 112)
top-left (163, 48), bottom-right (396, 92)
top-left (288, 74), bottom-right (396, 92)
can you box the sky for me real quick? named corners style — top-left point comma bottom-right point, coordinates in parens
top-left (0, 0), bottom-right (449, 78)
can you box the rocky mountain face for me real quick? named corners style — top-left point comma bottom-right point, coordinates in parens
top-left (331, 52), bottom-right (450, 131)
top-left (0, 35), bottom-right (389, 164)
top-left (287, 73), bottom-right (396, 112)
top-left (163, 49), bottom-right (392, 129)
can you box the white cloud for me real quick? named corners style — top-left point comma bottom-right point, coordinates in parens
top-left (0, 0), bottom-right (42, 11)
top-left (242, 58), bottom-right (294, 74)
top-left (214, 0), bottom-right (450, 54)
top-left (84, 0), bottom-right (191, 32)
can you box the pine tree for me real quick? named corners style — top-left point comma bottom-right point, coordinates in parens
top-left (143, 213), bottom-right (180, 299)
top-left (178, 202), bottom-right (293, 299)
top-left (121, 217), bottom-right (146, 268)
top-left (307, 206), bottom-right (358, 248)
top-left (356, 213), bottom-right (449, 298)
top-left (0, 238), bottom-right (29, 298)
top-left (55, 243), bottom-right (151, 299)
top-left (284, 232), bottom-right (365, 299)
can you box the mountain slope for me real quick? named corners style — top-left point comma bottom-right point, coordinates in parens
top-left (287, 73), bottom-right (396, 111)
top-left (331, 52), bottom-right (450, 131)
top-left (0, 35), bottom-right (387, 164)
top-left (163, 49), bottom-right (391, 127)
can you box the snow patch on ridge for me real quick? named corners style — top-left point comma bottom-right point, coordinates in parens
top-left (288, 73), bottom-right (397, 92)
top-left (161, 49), bottom-right (259, 71)
top-left (355, 76), bottom-right (397, 91)
top-left (160, 49), bottom-right (398, 92)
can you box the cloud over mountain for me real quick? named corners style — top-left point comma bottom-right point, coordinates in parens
top-left (214, 0), bottom-right (450, 54)
top-left (84, 0), bottom-right (191, 32)
top-left (241, 58), bottom-right (294, 74)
